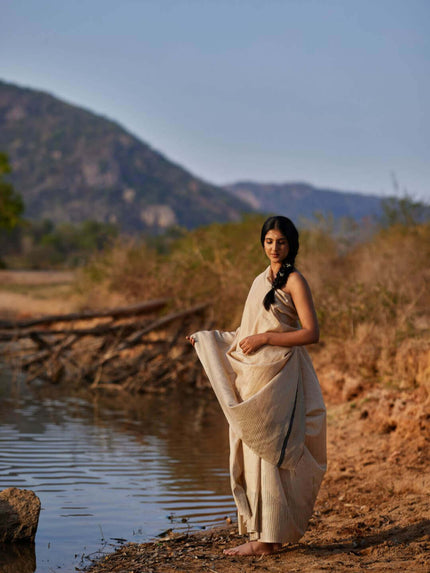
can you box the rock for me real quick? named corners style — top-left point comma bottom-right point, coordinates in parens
top-left (0, 488), bottom-right (41, 543)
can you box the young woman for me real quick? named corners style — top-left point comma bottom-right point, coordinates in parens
top-left (187, 215), bottom-right (326, 556)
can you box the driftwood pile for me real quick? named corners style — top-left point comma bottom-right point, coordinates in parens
top-left (0, 299), bottom-right (211, 392)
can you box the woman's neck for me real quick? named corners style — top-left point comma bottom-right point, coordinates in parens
top-left (270, 263), bottom-right (281, 280)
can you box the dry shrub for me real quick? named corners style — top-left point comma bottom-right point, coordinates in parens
top-left (307, 223), bottom-right (430, 392)
top-left (392, 339), bottom-right (430, 390)
top-left (159, 218), bottom-right (269, 327)
top-left (315, 223), bottom-right (429, 335)
top-left (77, 216), bottom-right (268, 328)
top-left (76, 238), bottom-right (161, 309)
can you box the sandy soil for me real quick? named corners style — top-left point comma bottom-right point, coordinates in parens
top-left (81, 386), bottom-right (430, 573)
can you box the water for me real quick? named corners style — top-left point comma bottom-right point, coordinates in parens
top-left (0, 369), bottom-right (235, 572)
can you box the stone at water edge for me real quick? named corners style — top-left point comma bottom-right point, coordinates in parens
top-left (0, 488), bottom-right (41, 543)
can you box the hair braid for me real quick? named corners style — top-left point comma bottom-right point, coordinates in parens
top-left (263, 260), bottom-right (295, 310)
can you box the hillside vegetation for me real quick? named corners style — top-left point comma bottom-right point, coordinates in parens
top-left (78, 215), bottom-right (430, 393)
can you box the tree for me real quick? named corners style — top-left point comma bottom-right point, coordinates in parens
top-left (0, 152), bottom-right (24, 230)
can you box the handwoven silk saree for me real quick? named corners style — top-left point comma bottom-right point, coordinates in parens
top-left (193, 266), bottom-right (326, 543)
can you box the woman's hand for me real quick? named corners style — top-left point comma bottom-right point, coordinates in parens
top-left (186, 335), bottom-right (196, 347)
top-left (239, 333), bottom-right (267, 355)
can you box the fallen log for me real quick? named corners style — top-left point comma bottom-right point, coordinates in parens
top-left (0, 319), bottom-right (153, 341)
top-left (1, 298), bottom-right (210, 392)
top-left (0, 299), bottom-right (169, 330)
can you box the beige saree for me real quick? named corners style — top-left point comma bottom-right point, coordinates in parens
top-left (193, 266), bottom-right (326, 543)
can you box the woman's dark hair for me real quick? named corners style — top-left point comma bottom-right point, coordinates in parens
top-left (261, 216), bottom-right (299, 310)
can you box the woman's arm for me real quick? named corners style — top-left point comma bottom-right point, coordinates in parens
top-left (239, 272), bottom-right (319, 355)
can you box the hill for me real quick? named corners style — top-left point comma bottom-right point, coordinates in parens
top-left (3, 79), bottom-right (418, 235)
top-left (0, 80), bottom-right (252, 233)
top-left (224, 181), bottom-right (384, 223)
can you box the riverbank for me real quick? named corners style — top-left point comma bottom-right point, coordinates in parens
top-left (82, 385), bottom-right (430, 573)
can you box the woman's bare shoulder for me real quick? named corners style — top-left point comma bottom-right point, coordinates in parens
top-left (284, 269), bottom-right (311, 294)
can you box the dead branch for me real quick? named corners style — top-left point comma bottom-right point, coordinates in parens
top-left (120, 303), bottom-right (208, 348)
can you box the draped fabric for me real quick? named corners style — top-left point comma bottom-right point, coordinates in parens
top-left (192, 266), bottom-right (326, 543)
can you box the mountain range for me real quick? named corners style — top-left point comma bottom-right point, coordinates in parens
top-left (225, 181), bottom-right (384, 224)
top-left (1, 79), bottom-right (387, 233)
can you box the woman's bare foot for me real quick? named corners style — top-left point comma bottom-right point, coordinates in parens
top-left (223, 541), bottom-right (282, 556)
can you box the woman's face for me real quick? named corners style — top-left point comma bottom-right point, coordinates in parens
top-left (263, 228), bottom-right (289, 265)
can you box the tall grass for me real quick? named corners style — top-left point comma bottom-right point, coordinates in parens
top-left (308, 223), bottom-right (430, 389)
top-left (77, 216), bottom-right (430, 389)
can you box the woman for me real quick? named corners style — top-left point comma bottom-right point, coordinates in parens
top-left (187, 215), bottom-right (326, 556)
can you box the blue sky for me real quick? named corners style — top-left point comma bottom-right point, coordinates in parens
top-left (2, 0), bottom-right (429, 200)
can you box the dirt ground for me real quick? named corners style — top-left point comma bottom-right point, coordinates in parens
top-left (81, 385), bottom-right (430, 573)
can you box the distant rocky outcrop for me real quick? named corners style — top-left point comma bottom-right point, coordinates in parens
top-left (0, 80), bottom-right (252, 233)
top-left (0, 487), bottom-right (41, 543)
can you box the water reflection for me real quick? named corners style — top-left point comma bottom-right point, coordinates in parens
top-left (0, 370), bottom-right (235, 573)
top-left (0, 542), bottom-right (36, 573)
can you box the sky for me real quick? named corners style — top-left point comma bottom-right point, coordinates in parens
top-left (2, 0), bottom-right (429, 201)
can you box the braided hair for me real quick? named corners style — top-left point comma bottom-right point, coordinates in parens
top-left (261, 216), bottom-right (299, 310)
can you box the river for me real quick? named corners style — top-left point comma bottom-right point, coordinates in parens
top-left (0, 368), bottom-right (235, 573)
